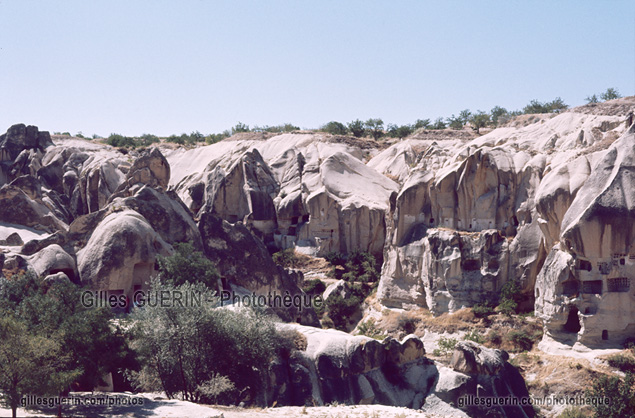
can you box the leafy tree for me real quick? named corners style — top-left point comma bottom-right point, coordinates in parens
top-left (140, 133), bottom-right (160, 146)
top-left (447, 115), bottom-right (464, 130)
top-left (232, 122), bottom-right (250, 134)
top-left (496, 278), bottom-right (523, 315)
top-left (190, 130), bottom-right (204, 142)
top-left (413, 118), bottom-right (431, 130)
top-left (206, 130), bottom-right (231, 144)
top-left (600, 88), bottom-right (622, 101)
top-left (469, 110), bottom-right (491, 134)
top-left (302, 278), bottom-right (326, 296)
top-left (252, 124), bottom-right (299, 133)
top-left (106, 133), bottom-right (136, 148)
top-left (0, 317), bottom-right (70, 418)
top-left (586, 94), bottom-right (600, 104)
top-left (365, 118), bottom-right (385, 140)
top-left (585, 373), bottom-right (635, 418)
top-left (341, 250), bottom-right (379, 284)
top-left (321, 121), bottom-right (348, 135)
top-left (131, 278), bottom-right (281, 404)
top-left (459, 109), bottom-right (472, 125)
top-left (157, 242), bottom-right (219, 289)
top-left (490, 106), bottom-right (509, 126)
top-left (347, 119), bottom-right (365, 138)
top-left (0, 272), bottom-right (133, 417)
top-left (523, 98), bottom-right (568, 114)
top-left (322, 251), bottom-right (380, 330)
top-left (387, 124), bottom-right (413, 139)
top-left (431, 117), bottom-right (446, 130)
top-left (548, 97), bottom-right (568, 112)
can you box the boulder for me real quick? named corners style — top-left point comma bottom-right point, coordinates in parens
top-left (271, 324), bottom-right (434, 408)
top-left (0, 232), bottom-right (24, 246)
top-left (0, 184), bottom-right (68, 233)
top-left (115, 147), bottom-right (170, 192)
top-left (76, 209), bottom-right (173, 297)
top-left (448, 342), bottom-right (533, 418)
top-left (26, 244), bottom-right (77, 282)
top-left (109, 186), bottom-right (201, 248)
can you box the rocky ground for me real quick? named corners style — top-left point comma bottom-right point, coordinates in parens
top-left (4, 394), bottom-right (443, 418)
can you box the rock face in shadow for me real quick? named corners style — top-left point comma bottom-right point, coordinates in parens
top-left (535, 128), bottom-right (635, 347)
top-left (268, 326), bottom-right (532, 418)
top-left (446, 342), bottom-right (534, 418)
top-left (270, 325), bottom-right (439, 409)
top-left (198, 212), bottom-right (319, 326)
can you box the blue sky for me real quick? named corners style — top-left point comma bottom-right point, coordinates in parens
top-left (1, 1), bottom-right (634, 137)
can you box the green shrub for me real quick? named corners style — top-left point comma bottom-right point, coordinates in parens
top-left (507, 330), bottom-right (533, 352)
top-left (365, 118), bottom-right (384, 140)
top-left (321, 121), bottom-right (348, 135)
top-left (433, 336), bottom-right (458, 356)
top-left (413, 118), bottom-right (431, 130)
top-left (302, 278), bottom-right (326, 296)
top-left (106, 133), bottom-right (136, 148)
top-left (472, 302), bottom-right (495, 318)
top-left (430, 117), bottom-right (446, 130)
top-left (397, 313), bottom-right (419, 335)
top-left (497, 279), bottom-right (522, 315)
top-left (464, 329), bottom-right (484, 344)
top-left (157, 242), bottom-right (219, 289)
top-left (558, 407), bottom-right (586, 418)
top-left (357, 319), bottom-right (386, 340)
top-left (206, 131), bottom-right (231, 144)
top-left (447, 115), bottom-right (464, 130)
top-left (496, 298), bottom-right (518, 316)
top-left (132, 278), bottom-right (285, 405)
top-left (347, 119), bottom-right (365, 138)
top-left (272, 248), bottom-right (301, 269)
top-left (600, 88), bottom-right (621, 101)
top-left (523, 97), bottom-right (568, 114)
top-left (139, 133), bottom-right (160, 146)
top-left (231, 122), bottom-right (250, 134)
top-left (325, 292), bottom-right (361, 330)
top-left (606, 354), bottom-right (635, 373)
top-left (585, 372), bottom-right (635, 418)
top-left (387, 124), bottom-right (413, 139)
top-left (341, 250), bottom-right (379, 284)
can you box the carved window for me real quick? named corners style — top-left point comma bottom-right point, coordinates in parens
top-left (598, 262), bottom-right (612, 275)
top-left (576, 259), bottom-right (592, 271)
top-left (581, 280), bottom-right (603, 294)
top-left (607, 277), bottom-right (630, 293)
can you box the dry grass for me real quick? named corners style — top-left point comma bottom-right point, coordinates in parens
top-left (514, 352), bottom-right (611, 401)
top-left (293, 253), bottom-right (331, 276)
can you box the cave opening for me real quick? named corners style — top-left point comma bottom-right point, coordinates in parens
top-left (563, 306), bottom-right (581, 333)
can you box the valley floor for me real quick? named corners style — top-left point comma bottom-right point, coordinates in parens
top-left (2, 393), bottom-right (442, 418)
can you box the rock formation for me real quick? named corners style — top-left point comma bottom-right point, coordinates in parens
top-left (535, 127), bottom-right (635, 347)
top-left (269, 325), bottom-right (532, 418)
